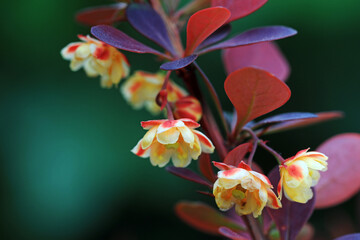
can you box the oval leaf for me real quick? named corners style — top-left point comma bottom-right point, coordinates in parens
top-left (185, 7), bottom-right (230, 56)
top-left (166, 166), bottom-right (212, 188)
top-left (160, 55), bottom-right (198, 70)
top-left (175, 201), bottom-right (245, 235)
top-left (223, 42), bottom-right (290, 81)
top-left (315, 133), bottom-right (360, 208)
top-left (198, 154), bottom-right (217, 183)
top-left (91, 25), bottom-right (169, 58)
top-left (218, 226), bottom-right (249, 240)
top-left (265, 111), bottom-right (343, 135)
top-left (253, 112), bottom-right (317, 129)
top-left (198, 24), bottom-right (231, 50)
top-left (76, 3), bottom-right (127, 26)
top-left (224, 67), bottom-right (291, 130)
top-left (224, 143), bottom-right (251, 166)
top-left (199, 26), bottom-right (297, 54)
top-left (127, 4), bottom-right (175, 55)
top-left (335, 233), bottom-right (360, 240)
top-left (212, 0), bottom-right (268, 22)
top-left (267, 167), bottom-right (316, 240)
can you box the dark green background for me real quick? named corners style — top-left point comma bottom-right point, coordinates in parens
top-left (1, 0), bottom-right (359, 239)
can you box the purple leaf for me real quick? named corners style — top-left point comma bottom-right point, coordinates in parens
top-left (267, 167), bottom-right (316, 240)
top-left (253, 112), bottom-right (317, 129)
top-left (198, 26), bottom-right (297, 54)
top-left (160, 55), bottom-right (198, 70)
top-left (223, 42), bottom-right (290, 81)
top-left (335, 233), bottom-right (360, 240)
top-left (91, 25), bottom-right (169, 58)
top-left (126, 4), bottom-right (176, 56)
top-left (166, 166), bottom-right (212, 188)
top-left (198, 24), bottom-right (231, 50)
top-left (218, 227), bottom-right (249, 240)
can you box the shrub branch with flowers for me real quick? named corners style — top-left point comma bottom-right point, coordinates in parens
top-left (61, 0), bottom-right (360, 239)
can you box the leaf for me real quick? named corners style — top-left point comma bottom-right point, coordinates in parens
top-left (175, 201), bottom-right (245, 235)
top-left (199, 26), bottom-right (297, 54)
top-left (265, 111), bottom-right (343, 134)
top-left (75, 3), bottom-right (127, 26)
top-left (223, 42), bottom-right (290, 81)
top-left (198, 154), bottom-right (217, 183)
top-left (335, 233), bottom-right (360, 240)
top-left (211, 0), bottom-right (268, 22)
top-left (185, 7), bottom-right (231, 56)
top-left (267, 167), bottom-right (316, 240)
top-left (166, 166), bottom-right (212, 188)
top-left (127, 4), bottom-right (176, 55)
top-left (315, 133), bottom-right (360, 208)
top-left (224, 143), bottom-right (251, 166)
top-left (198, 24), bottom-right (231, 50)
top-left (218, 226), bottom-right (249, 240)
top-left (253, 112), bottom-right (317, 129)
top-left (160, 55), bottom-right (198, 70)
top-left (91, 25), bottom-right (169, 58)
top-left (224, 67), bottom-right (291, 130)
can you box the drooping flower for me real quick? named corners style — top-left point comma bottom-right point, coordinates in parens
top-left (278, 148), bottom-right (328, 203)
top-left (131, 119), bottom-right (214, 168)
top-left (173, 96), bottom-right (202, 122)
top-left (213, 161), bottom-right (281, 218)
top-left (121, 71), bottom-right (187, 114)
top-left (61, 35), bottom-right (129, 88)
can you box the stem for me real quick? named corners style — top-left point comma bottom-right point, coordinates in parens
top-left (245, 215), bottom-right (266, 240)
top-left (193, 62), bottom-right (229, 135)
top-left (178, 67), bottom-right (227, 161)
top-left (242, 128), bottom-right (284, 165)
top-left (166, 103), bottom-right (174, 120)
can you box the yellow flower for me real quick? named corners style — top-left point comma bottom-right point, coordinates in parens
top-left (61, 35), bottom-right (129, 88)
top-left (121, 71), bottom-right (187, 114)
top-left (213, 161), bottom-right (281, 218)
top-left (131, 119), bottom-right (214, 167)
top-left (278, 148), bottom-right (328, 203)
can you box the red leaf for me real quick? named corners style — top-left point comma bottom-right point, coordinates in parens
top-left (76, 3), bottom-right (127, 26)
top-left (265, 111), bottom-right (343, 135)
top-left (315, 133), bottom-right (360, 208)
top-left (185, 7), bottom-right (230, 56)
top-left (198, 154), bottom-right (217, 183)
top-left (224, 67), bottom-right (291, 130)
top-left (223, 42), bottom-right (290, 81)
top-left (175, 201), bottom-right (245, 235)
top-left (212, 0), bottom-right (267, 22)
top-left (224, 143), bottom-right (251, 166)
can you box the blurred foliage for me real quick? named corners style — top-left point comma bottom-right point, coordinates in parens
top-left (0, 0), bottom-right (359, 239)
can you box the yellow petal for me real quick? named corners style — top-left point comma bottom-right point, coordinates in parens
top-left (141, 126), bottom-right (157, 149)
top-left (157, 127), bottom-right (180, 145)
top-left (150, 142), bottom-right (172, 167)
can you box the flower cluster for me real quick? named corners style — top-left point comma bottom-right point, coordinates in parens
top-left (61, 35), bottom-right (129, 88)
top-left (131, 119), bottom-right (214, 168)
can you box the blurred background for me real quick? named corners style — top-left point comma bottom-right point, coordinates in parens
top-left (1, 0), bottom-right (359, 239)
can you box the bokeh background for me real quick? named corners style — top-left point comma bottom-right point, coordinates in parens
top-left (1, 0), bottom-right (360, 239)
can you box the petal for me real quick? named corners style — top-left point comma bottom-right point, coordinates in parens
top-left (284, 161), bottom-right (309, 188)
top-left (180, 118), bottom-right (200, 128)
top-left (193, 130), bottom-right (215, 153)
top-left (83, 58), bottom-right (99, 77)
top-left (172, 140), bottom-right (192, 168)
top-left (266, 187), bottom-right (282, 209)
top-left (250, 171), bottom-right (272, 187)
top-left (157, 120), bottom-right (184, 134)
top-left (213, 180), bottom-right (235, 211)
top-left (178, 126), bottom-right (195, 146)
top-left (75, 44), bottom-right (91, 58)
top-left (141, 126), bottom-right (157, 149)
top-left (300, 156), bottom-right (328, 171)
top-left (309, 169), bottom-right (320, 187)
top-left (157, 127), bottom-right (180, 145)
top-left (61, 42), bottom-right (81, 60)
top-left (141, 120), bottom-right (166, 129)
top-left (150, 141), bottom-right (172, 167)
top-left (189, 136), bottom-right (202, 159)
top-left (131, 139), bottom-right (150, 157)
top-left (70, 59), bottom-right (85, 71)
